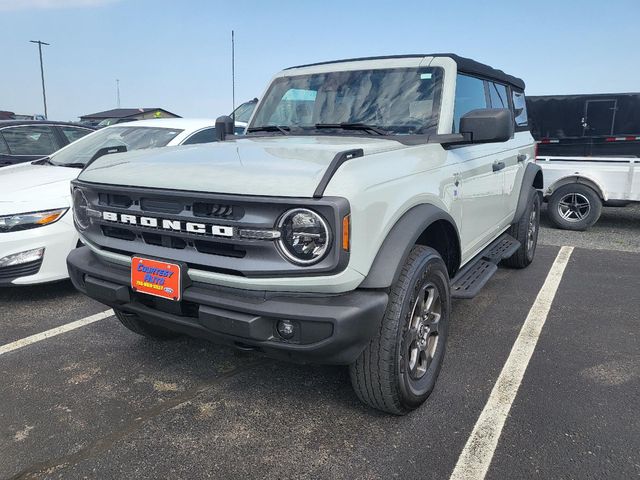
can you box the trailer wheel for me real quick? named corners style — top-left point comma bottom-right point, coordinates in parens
top-left (548, 184), bottom-right (602, 231)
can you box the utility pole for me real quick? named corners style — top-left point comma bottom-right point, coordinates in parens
top-left (30, 40), bottom-right (50, 119)
top-left (116, 79), bottom-right (121, 108)
top-left (231, 30), bottom-right (235, 118)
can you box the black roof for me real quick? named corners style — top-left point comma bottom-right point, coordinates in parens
top-left (286, 53), bottom-right (525, 90)
top-left (0, 120), bottom-right (95, 128)
top-left (528, 92), bottom-right (640, 101)
top-left (79, 108), bottom-right (179, 120)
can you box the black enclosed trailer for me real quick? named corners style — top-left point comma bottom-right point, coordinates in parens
top-left (527, 93), bottom-right (640, 157)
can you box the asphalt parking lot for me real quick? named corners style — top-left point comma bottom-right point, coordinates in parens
top-left (1, 207), bottom-right (639, 480)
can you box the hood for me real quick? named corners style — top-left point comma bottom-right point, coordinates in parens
top-left (0, 162), bottom-right (78, 214)
top-left (78, 136), bottom-right (407, 197)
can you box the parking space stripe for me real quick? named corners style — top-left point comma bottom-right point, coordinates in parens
top-left (0, 309), bottom-right (113, 356)
top-left (449, 246), bottom-right (574, 480)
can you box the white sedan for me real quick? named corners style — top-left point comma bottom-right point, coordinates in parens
top-left (0, 118), bottom-right (221, 285)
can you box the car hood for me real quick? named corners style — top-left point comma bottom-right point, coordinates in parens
top-left (78, 136), bottom-right (407, 197)
top-left (0, 162), bottom-right (78, 214)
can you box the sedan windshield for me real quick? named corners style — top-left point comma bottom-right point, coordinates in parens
top-left (50, 126), bottom-right (183, 166)
top-left (249, 67), bottom-right (443, 135)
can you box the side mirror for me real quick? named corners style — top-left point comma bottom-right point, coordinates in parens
top-left (215, 115), bottom-right (235, 141)
top-left (459, 108), bottom-right (514, 144)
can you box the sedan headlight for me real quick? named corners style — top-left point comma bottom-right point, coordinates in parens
top-left (0, 208), bottom-right (68, 233)
top-left (277, 208), bottom-right (331, 265)
top-left (72, 188), bottom-right (91, 231)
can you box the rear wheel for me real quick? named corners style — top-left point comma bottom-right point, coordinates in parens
top-left (349, 246), bottom-right (450, 415)
top-left (114, 309), bottom-right (180, 339)
top-left (504, 186), bottom-right (540, 269)
top-left (547, 183), bottom-right (602, 231)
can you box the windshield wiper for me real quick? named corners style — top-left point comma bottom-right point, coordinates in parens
top-left (246, 125), bottom-right (290, 135)
top-left (60, 163), bottom-right (87, 169)
top-left (313, 123), bottom-right (390, 135)
top-left (32, 157), bottom-right (53, 165)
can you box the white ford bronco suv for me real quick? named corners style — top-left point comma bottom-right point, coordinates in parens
top-left (67, 54), bottom-right (542, 414)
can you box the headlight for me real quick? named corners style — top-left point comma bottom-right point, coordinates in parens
top-left (72, 188), bottom-right (91, 231)
top-left (277, 208), bottom-right (331, 265)
top-left (0, 208), bottom-right (68, 233)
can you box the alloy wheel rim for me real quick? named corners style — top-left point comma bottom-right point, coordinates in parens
top-left (558, 193), bottom-right (590, 222)
top-left (527, 201), bottom-right (538, 251)
top-left (406, 283), bottom-right (441, 380)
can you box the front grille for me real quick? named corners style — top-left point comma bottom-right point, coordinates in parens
top-left (76, 182), bottom-right (350, 278)
top-left (0, 259), bottom-right (43, 280)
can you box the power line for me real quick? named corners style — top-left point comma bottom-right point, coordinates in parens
top-left (30, 40), bottom-right (50, 119)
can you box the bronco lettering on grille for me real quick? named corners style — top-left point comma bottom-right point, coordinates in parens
top-left (102, 211), bottom-right (234, 237)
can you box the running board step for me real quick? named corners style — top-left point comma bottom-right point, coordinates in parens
top-left (450, 260), bottom-right (497, 299)
top-left (483, 235), bottom-right (521, 264)
top-left (451, 234), bottom-right (520, 299)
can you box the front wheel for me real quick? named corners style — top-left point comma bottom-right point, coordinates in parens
top-left (349, 246), bottom-right (450, 415)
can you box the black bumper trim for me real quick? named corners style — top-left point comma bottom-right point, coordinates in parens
top-left (0, 258), bottom-right (43, 285)
top-left (67, 247), bottom-right (387, 364)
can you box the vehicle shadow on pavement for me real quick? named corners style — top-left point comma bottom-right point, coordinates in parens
top-left (0, 279), bottom-right (79, 302)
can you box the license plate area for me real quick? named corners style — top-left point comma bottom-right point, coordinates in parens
top-left (131, 256), bottom-right (182, 301)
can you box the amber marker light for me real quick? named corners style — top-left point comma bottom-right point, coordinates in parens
top-left (342, 215), bottom-right (350, 251)
top-left (35, 210), bottom-right (67, 225)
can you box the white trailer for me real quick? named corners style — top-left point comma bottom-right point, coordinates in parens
top-left (528, 93), bottom-right (640, 230)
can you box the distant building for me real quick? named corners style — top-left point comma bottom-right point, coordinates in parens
top-left (79, 108), bottom-right (180, 127)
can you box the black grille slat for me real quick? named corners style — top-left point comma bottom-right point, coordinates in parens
top-left (102, 225), bottom-right (136, 241)
top-left (0, 259), bottom-right (43, 279)
top-left (140, 198), bottom-right (183, 214)
top-left (98, 193), bottom-right (133, 208)
top-left (193, 201), bottom-right (241, 219)
top-left (194, 240), bottom-right (245, 258)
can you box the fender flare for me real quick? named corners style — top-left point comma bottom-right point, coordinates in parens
top-left (513, 163), bottom-right (543, 222)
top-left (359, 204), bottom-right (460, 289)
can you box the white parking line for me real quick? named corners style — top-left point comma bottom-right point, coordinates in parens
top-left (450, 246), bottom-right (574, 480)
top-left (0, 309), bottom-right (113, 356)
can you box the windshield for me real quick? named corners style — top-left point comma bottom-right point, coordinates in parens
top-left (250, 67), bottom-right (443, 135)
top-left (50, 126), bottom-right (183, 166)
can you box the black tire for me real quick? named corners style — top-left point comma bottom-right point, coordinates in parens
top-left (114, 309), bottom-right (180, 339)
top-left (503, 186), bottom-right (540, 269)
top-left (547, 183), bottom-right (602, 231)
top-left (349, 246), bottom-right (450, 415)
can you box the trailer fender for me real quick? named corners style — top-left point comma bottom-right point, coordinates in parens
top-left (546, 175), bottom-right (607, 202)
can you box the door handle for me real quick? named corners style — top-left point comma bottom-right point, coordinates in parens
top-left (492, 161), bottom-right (506, 172)
top-left (517, 153), bottom-right (528, 162)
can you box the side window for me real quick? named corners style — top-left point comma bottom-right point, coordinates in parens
top-left (1, 125), bottom-right (59, 155)
top-left (488, 82), bottom-right (508, 109)
top-left (60, 126), bottom-right (92, 143)
top-left (182, 128), bottom-right (217, 145)
top-left (453, 74), bottom-right (488, 133)
top-left (512, 90), bottom-right (529, 128)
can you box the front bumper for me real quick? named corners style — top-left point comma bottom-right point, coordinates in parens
top-left (67, 247), bottom-right (388, 365)
top-left (0, 215), bottom-right (78, 285)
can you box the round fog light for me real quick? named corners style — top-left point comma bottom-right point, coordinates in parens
top-left (276, 320), bottom-right (295, 340)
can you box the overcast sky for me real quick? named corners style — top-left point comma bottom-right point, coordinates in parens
top-left (1, 0), bottom-right (638, 121)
